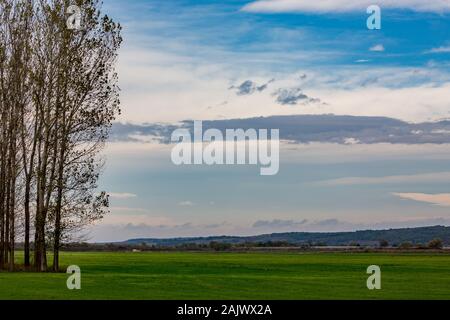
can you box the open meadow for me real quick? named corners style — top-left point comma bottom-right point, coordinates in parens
top-left (0, 252), bottom-right (449, 300)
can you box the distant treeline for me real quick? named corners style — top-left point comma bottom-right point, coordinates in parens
top-left (124, 226), bottom-right (450, 248)
top-left (42, 237), bottom-right (446, 253)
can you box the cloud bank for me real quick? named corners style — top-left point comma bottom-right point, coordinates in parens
top-left (110, 114), bottom-right (450, 145)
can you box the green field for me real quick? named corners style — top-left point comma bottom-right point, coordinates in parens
top-left (0, 251), bottom-right (449, 300)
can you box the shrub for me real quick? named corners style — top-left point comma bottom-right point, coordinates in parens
top-left (427, 238), bottom-right (443, 249)
top-left (379, 239), bottom-right (389, 247)
top-left (399, 242), bottom-right (413, 249)
top-left (209, 241), bottom-right (232, 251)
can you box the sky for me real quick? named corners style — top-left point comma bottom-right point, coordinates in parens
top-left (89, 0), bottom-right (450, 242)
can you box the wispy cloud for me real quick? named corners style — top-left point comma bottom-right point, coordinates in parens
top-left (103, 208), bottom-right (172, 226)
top-left (253, 219), bottom-right (308, 228)
top-left (109, 192), bottom-right (138, 199)
top-left (393, 193), bottom-right (450, 206)
top-left (242, 0), bottom-right (450, 14)
top-left (369, 44), bottom-right (385, 52)
top-left (109, 207), bottom-right (150, 214)
top-left (425, 46), bottom-right (450, 54)
top-left (178, 201), bottom-right (195, 207)
top-left (318, 172), bottom-right (450, 186)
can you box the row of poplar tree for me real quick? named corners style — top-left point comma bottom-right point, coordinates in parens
top-left (0, 0), bottom-right (122, 272)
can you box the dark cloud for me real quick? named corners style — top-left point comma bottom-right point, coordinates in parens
top-left (109, 122), bottom-right (179, 143)
top-left (235, 80), bottom-right (256, 95)
top-left (229, 79), bottom-right (274, 95)
top-left (110, 114), bottom-right (450, 145)
top-left (273, 87), bottom-right (321, 105)
top-left (256, 78), bottom-right (275, 92)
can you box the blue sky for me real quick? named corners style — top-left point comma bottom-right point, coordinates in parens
top-left (90, 0), bottom-right (450, 241)
top-left (103, 0), bottom-right (450, 69)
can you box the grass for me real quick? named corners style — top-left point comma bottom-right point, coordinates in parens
top-left (0, 251), bottom-right (449, 300)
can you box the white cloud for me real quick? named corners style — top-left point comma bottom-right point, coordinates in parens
top-left (178, 201), bottom-right (195, 206)
top-left (109, 1), bottom-right (450, 126)
top-left (109, 192), bottom-right (138, 199)
top-left (310, 84), bottom-right (450, 123)
top-left (426, 46), bottom-right (450, 54)
top-left (116, 55), bottom-right (450, 123)
top-left (103, 208), bottom-right (173, 226)
top-left (393, 193), bottom-right (450, 207)
top-left (318, 172), bottom-right (450, 186)
top-left (343, 137), bottom-right (360, 145)
top-left (242, 0), bottom-right (450, 14)
top-left (369, 44), bottom-right (385, 52)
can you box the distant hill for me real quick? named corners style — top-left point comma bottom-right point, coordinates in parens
top-left (125, 225), bottom-right (450, 247)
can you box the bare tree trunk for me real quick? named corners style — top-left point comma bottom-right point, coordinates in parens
top-left (53, 134), bottom-right (66, 272)
top-left (23, 179), bottom-right (31, 266)
top-left (0, 125), bottom-right (5, 269)
top-left (9, 164), bottom-right (16, 271)
top-left (4, 163), bottom-right (10, 266)
top-left (21, 109), bottom-right (37, 268)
